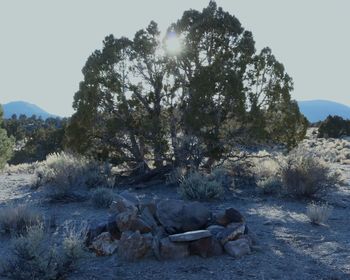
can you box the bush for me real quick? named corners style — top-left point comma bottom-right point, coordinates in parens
top-left (35, 152), bottom-right (112, 198)
top-left (257, 177), bottom-right (283, 195)
top-left (306, 202), bottom-right (333, 225)
top-left (179, 172), bottom-right (224, 201)
top-left (91, 188), bottom-right (114, 208)
top-left (318, 115), bottom-right (350, 138)
top-left (0, 205), bottom-right (43, 235)
top-left (0, 129), bottom-right (14, 170)
top-left (1, 222), bottom-right (87, 280)
top-left (281, 149), bottom-right (340, 197)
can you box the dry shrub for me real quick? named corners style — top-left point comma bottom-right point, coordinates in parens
top-left (281, 148), bottom-right (340, 197)
top-left (257, 177), bottom-right (283, 195)
top-left (0, 205), bottom-right (43, 235)
top-left (3, 162), bottom-right (39, 175)
top-left (1, 221), bottom-right (87, 280)
top-left (35, 152), bottom-right (112, 199)
top-left (179, 171), bottom-right (224, 201)
top-left (306, 202), bottom-right (333, 225)
top-left (91, 188), bottom-right (114, 208)
top-left (165, 167), bottom-right (186, 185)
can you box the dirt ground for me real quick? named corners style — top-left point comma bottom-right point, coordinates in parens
top-left (0, 159), bottom-right (350, 280)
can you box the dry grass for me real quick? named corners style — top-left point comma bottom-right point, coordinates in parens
top-left (35, 152), bottom-right (112, 199)
top-left (0, 204), bottom-right (43, 235)
top-left (91, 188), bottom-right (114, 208)
top-left (306, 202), bottom-right (333, 225)
top-left (281, 147), bottom-right (341, 198)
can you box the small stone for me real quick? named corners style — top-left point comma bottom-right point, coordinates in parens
top-left (169, 230), bottom-right (212, 242)
top-left (224, 239), bottom-right (251, 258)
top-left (217, 224), bottom-right (246, 245)
top-left (90, 232), bottom-right (119, 256)
top-left (159, 237), bottom-right (189, 260)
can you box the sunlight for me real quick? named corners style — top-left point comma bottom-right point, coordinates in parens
top-left (165, 32), bottom-right (182, 55)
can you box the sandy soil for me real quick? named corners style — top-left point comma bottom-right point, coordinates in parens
top-left (0, 160), bottom-right (350, 280)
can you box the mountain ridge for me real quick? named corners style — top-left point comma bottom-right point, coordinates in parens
top-left (2, 101), bottom-right (59, 119)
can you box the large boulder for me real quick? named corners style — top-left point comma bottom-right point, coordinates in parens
top-left (86, 221), bottom-right (108, 245)
top-left (169, 230), bottom-right (211, 242)
top-left (118, 231), bottom-right (151, 261)
top-left (224, 238), bottom-right (251, 258)
top-left (156, 200), bottom-right (210, 234)
top-left (159, 237), bottom-right (189, 260)
top-left (90, 232), bottom-right (119, 256)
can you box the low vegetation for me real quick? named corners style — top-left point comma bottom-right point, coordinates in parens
top-left (179, 171), bottom-right (224, 201)
top-left (281, 149), bottom-right (341, 198)
top-left (306, 202), bottom-right (333, 225)
top-left (1, 222), bottom-right (87, 280)
top-left (0, 205), bottom-right (43, 235)
top-left (91, 188), bottom-right (114, 208)
top-left (35, 152), bottom-right (112, 199)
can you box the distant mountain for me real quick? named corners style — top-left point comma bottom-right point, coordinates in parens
top-left (298, 100), bottom-right (350, 123)
top-left (2, 101), bottom-right (58, 119)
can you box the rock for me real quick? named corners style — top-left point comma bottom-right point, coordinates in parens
top-left (206, 225), bottom-right (225, 237)
top-left (119, 190), bottom-right (139, 204)
top-left (224, 239), bottom-right (251, 258)
top-left (217, 224), bottom-right (246, 245)
top-left (90, 232), bottom-right (119, 256)
top-left (106, 214), bottom-right (121, 239)
top-left (115, 210), bottom-right (138, 232)
top-left (213, 208), bottom-right (244, 226)
top-left (169, 230), bottom-right (212, 242)
top-left (130, 217), bottom-right (152, 233)
top-left (110, 194), bottom-right (138, 214)
top-left (140, 207), bottom-right (158, 230)
top-left (159, 237), bottom-right (189, 260)
top-left (118, 231), bottom-right (151, 261)
top-left (225, 208), bottom-right (245, 223)
top-left (116, 210), bottom-right (152, 233)
top-left (86, 221), bottom-right (107, 245)
top-left (212, 211), bottom-right (230, 226)
top-left (139, 197), bottom-right (157, 216)
top-left (156, 200), bottom-right (210, 234)
top-left (182, 202), bottom-right (210, 232)
top-left (245, 226), bottom-right (259, 245)
top-left (189, 236), bottom-right (223, 258)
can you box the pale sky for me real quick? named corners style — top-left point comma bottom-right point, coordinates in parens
top-left (0, 0), bottom-right (349, 117)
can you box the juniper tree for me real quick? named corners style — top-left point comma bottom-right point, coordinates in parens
top-left (0, 104), bottom-right (14, 168)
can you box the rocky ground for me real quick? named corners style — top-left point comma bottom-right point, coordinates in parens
top-left (1, 132), bottom-right (350, 280)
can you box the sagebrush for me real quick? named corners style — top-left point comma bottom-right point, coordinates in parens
top-left (179, 171), bottom-right (224, 201)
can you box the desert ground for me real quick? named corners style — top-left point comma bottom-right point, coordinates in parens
top-left (1, 130), bottom-right (350, 280)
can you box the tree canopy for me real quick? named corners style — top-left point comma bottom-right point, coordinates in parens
top-left (0, 105), bottom-right (14, 168)
top-left (66, 1), bottom-right (307, 171)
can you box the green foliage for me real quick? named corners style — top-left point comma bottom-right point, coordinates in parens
top-left (0, 105), bottom-right (14, 169)
top-left (66, 1), bottom-right (307, 170)
top-left (318, 115), bottom-right (350, 138)
top-left (3, 115), bottom-right (67, 164)
top-left (179, 171), bottom-right (224, 201)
